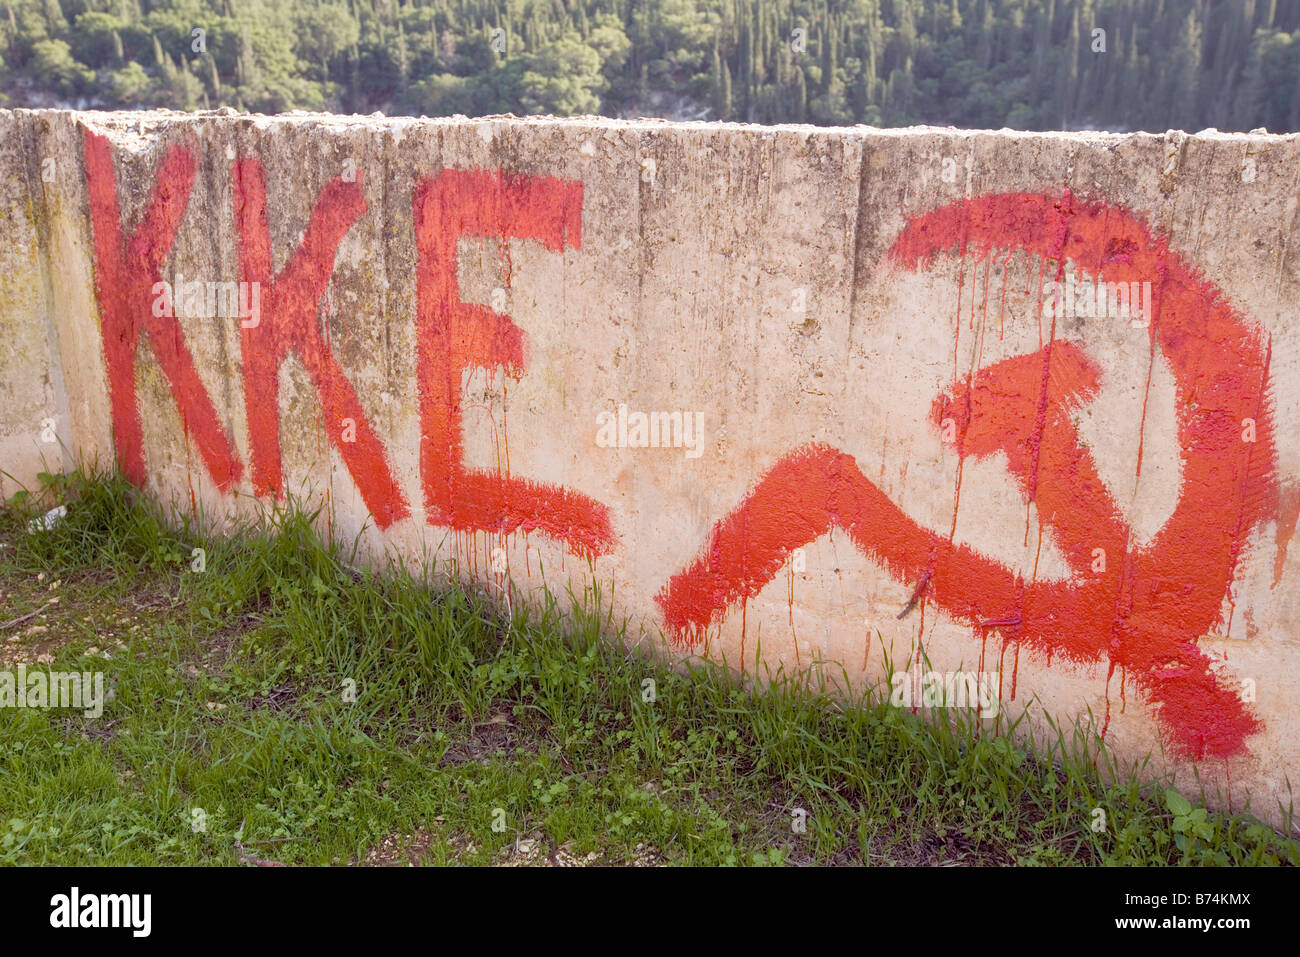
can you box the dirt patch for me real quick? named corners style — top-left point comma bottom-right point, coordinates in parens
top-left (247, 684), bottom-right (297, 713)
top-left (438, 710), bottom-right (536, 767)
top-left (359, 828), bottom-right (442, 866)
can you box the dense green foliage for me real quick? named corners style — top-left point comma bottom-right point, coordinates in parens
top-left (1, 0), bottom-right (1299, 131)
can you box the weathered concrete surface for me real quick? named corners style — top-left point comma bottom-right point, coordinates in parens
top-left (3, 109), bottom-right (1299, 826)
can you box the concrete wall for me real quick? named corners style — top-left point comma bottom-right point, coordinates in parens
top-left (3, 109), bottom-right (1298, 824)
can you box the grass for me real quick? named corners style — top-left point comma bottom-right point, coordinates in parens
top-left (0, 469), bottom-right (1296, 866)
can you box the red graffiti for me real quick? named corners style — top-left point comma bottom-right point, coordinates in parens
top-left (85, 140), bottom-right (610, 551)
top-left (83, 130), bottom-right (241, 489)
top-left (413, 169), bottom-right (614, 558)
top-left (233, 159), bottom-right (409, 528)
top-left (86, 139), bottom-right (1272, 760)
top-left (657, 192), bottom-right (1276, 761)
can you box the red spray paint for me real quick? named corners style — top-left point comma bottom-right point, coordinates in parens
top-left (233, 159), bottom-right (409, 528)
top-left (413, 168), bottom-right (614, 558)
top-left (83, 131), bottom-right (241, 489)
top-left (657, 192), bottom-right (1277, 761)
top-left (84, 143), bottom-right (1275, 761)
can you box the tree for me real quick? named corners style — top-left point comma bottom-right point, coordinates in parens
top-left (107, 60), bottom-right (151, 105)
top-left (0, 0), bottom-right (1294, 133)
top-left (295, 5), bottom-right (360, 79)
top-left (29, 37), bottom-right (91, 95)
top-left (69, 11), bottom-right (124, 67)
top-left (518, 32), bottom-right (606, 115)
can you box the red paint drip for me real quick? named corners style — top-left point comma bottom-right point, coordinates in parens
top-left (1274, 481), bottom-right (1300, 587)
top-left (657, 192), bottom-right (1277, 761)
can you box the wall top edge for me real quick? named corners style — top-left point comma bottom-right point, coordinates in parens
top-left (5, 108), bottom-right (1299, 144)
